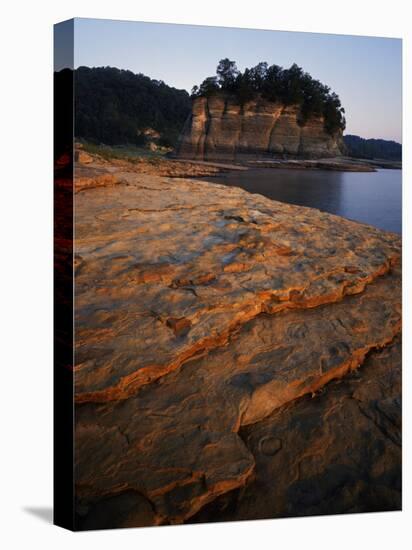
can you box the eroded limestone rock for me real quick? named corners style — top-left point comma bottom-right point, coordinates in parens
top-left (74, 164), bottom-right (399, 403)
top-left (177, 95), bottom-right (344, 161)
top-left (75, 270), bottom-right (400, 525)
top-left (190, 336), bottom-right (402, 523)
top-left (73, 156), bottom-right (401, 528)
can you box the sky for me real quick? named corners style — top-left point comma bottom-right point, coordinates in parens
top-left (71, 18), bottom-right (402, 142)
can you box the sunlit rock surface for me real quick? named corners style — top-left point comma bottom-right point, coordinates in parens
top-left (73, 156), bottom-right (401, 529)
top-left (176, 95), bottom-right (344, 161)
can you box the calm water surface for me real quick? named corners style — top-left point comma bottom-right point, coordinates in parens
top-left (206, 168), bottom-right (402, 234)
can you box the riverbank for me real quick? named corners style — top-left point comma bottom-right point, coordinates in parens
top-left (72, 152), bottom-right (401, 528)
top-left (172, 156), bottom-right (402, 172)
top-left (198, 166), bottom-right (402, 234)
top-left (75, 144), bottom-right (242, 178)
top-left (77, 142), bottom-right (401, 174)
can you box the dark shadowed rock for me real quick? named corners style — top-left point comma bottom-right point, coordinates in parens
top-left (190, 336), bottom-right (401, 523)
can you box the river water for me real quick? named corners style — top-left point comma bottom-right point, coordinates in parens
top-left (205, 168), bottom-right (402, 234)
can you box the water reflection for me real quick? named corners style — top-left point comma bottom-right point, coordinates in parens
top-left (203, 168), bottom-right (401, 234)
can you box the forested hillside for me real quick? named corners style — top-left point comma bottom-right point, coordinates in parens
top-left (343, 134), bottom-right (402, 161)
top-left (74, 66), bottom-right (191, 147)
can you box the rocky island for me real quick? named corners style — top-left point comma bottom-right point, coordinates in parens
top-left (176, 59), bottom-right (346, 161)
top-left (71, 151), bottom-right (401, 529)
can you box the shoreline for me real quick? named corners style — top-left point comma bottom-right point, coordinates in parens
top-left (75, 147), bottom-right (401, 234)
top-left (173, 155), bottom-right (402, 172)
top-left (77, 142), bottom-right (401, 175)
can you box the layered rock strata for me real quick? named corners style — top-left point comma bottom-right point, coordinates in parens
top-left (191, 336), bottom-right (402, 522)
top-left (176, 95), bottom-right (344, 161)
top-left (73, 156), bottom-right (401, 529)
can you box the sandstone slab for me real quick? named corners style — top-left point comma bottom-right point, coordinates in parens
top-left (190, 336), bottom-right (402, 523)
top-left (73, 155), bottom-right (401, 528)
top-left (74, 163), bottom-right (400, 403)
top-left (75, 270), bottom-right (400, 525)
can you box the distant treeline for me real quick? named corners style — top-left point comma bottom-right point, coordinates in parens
top-left (191, 59), bottom-right (346, 135)
top-left (343, 135), bottom-right (402, 161)
top-left (73, 66), bottom-right (191, 147)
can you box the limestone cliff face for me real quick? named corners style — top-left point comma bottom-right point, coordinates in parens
top-left (176, 95), bottom-right (344, 160)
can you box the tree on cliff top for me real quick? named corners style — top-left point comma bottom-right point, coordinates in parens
top-left (191, 76), bottom-right (220, 98)
top-left (192, 59), bottom-right (346, 135)
top-left (216, 58), bottom-right (240, 91)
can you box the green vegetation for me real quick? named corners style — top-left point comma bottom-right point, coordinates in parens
top-left (74, 67), bottom-right (191, 147)
top-left (343, 135), bottom-right (402, 161)
top-left (191, 59), bottom-right (346, 135)
top-left (78, 142), bottom-right (168, 168)
top-left (63, 61), bottom-right (347, 147)
top-left (79, 141), bottom-right (165, 161)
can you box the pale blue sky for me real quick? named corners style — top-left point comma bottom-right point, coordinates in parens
top-left (72, 18), bottom-right (402, 142)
